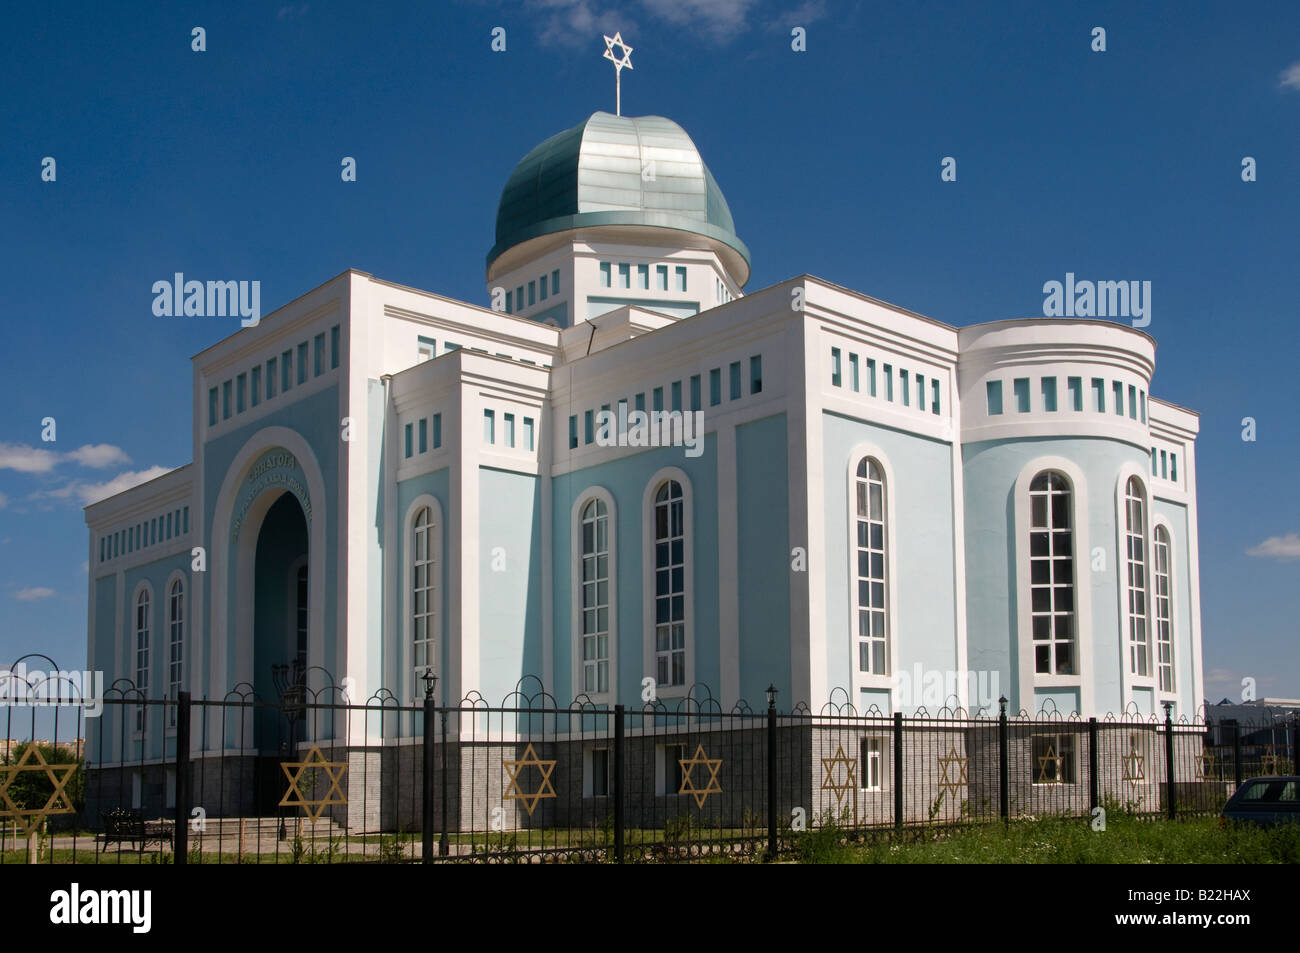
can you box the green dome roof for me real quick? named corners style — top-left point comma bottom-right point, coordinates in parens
top-left (488, 112), bottom-right (750, 283)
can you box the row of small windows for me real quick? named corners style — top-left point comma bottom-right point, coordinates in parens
top-left (566, 356), bottom-right (763, 450)
top-left (1151, 447), bottom-right (1178, 482)
top-left (830, 347), bottom-right (942, 416)
top-left (987, 376), bottom-right (1147, 422)
top-left (598, 261), bottom-right (688, 293)
top-left (403, 414), bottom-right (443, 458)
top-left (483, 409), bottom-right (536, 451)
top-left (134, 579), bottom-right (185, 731)
top-left (504, 270), bottom-right (562, 315)
top-left (208, 325), bottom-right (341, 428)
top-left (100, 507), bottom-right (191, 563)
top-left (714, 277), bottom-right (734, 304)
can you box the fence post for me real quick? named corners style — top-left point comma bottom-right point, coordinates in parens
top-left (766, 689), bottom-right (778, 860)
top-left (614, 704), bottom-right (625, 864)
top-left (1088, 717), bottom-right (1099, 813)
top-left (439, 707), bottom-right (449, 856)
top-left (1232, 721), bottom-right (1242, 788)
top-left (422, 691), bottom-right (435, 863)
top-left (1163, 702), bottom-right (1176, 819)
top-left (174, 692), bottom-right (191, 865)
top-left (893, 711), bottom-right (904, 830)
top-left (1292, 717), bottom-right (1299, 777)
top-left (998, 696), bottom-right (1009, 823)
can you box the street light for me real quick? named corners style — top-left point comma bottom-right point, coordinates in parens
top-left (420, 667), bottom-right (438, 701)
top-left (765, 684), bottom-right (778, 710)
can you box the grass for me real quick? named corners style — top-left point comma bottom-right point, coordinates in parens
top-left (789, 813), bottom-right (1300, 864)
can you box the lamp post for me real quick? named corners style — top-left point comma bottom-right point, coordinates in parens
top-left (765, 683), bottom-right (777, 861)
top-left (420, 668), bottom-right (437, 863)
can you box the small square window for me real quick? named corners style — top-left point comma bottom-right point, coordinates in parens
top-left (831, 347), bottom-right (842, 387)
top-left (848, 354), bottom-right (859, 392)
top-left (1112, 381), bottom-right (1124, 415)
top-left (484, 409), bottom-right (495, 444)
top-left (1091, 378), bottom-right (1105, 412)
top-left (675, 266), bottom-right (687, 292)
top-left (638, 264), bottom-right (649, 289)
top-left (586, 748), bottom-right (611, 798)
top-left (1041, 377), bottom-right (1057, 412)
top-left (653, 387), bottom-right (664, 412)
top-left (657, 743), bottom-right (687, 796)
top-left (860, 738), bottom-right (884, 791)
top-left (552, 269), bottom-right (560, 295)
top-left (418, 418), bottom-right (427, 454)
top-left (528, 281), bottom-right (536, 306)
top-left (729, 361), bottom-right (741, 400)
top-left (1013, 378), bottom-right (1030, 413)
top-left (222, 380), bottom-right (232, 420)
top-left (282, 349), bottom-right (293, 391)
top-left (506, 290), bottom-right (513, 313)
top-left (986, 380), bottom-right (1003, 416)
top-left (931, 379), bottom-right (940, 415)
top-left (523, 417), bottom-right (534, 451)
top-left (901, 371), bottom-right (910, 407)
top-left (656, 265), bottom-right (668, 291)
top-left (618, 263), bottom-right (630, 289)
top-left (1128, 385), bottom-right (1138, 420)
top-left (503, 413), bottom-right (515, 448)
top-left (314, 333), bottom-right (325, 376)
top-left (404, 423), bottom-right (413, 459)
top-left (690, 375), bottom-right (701, 411)
top-left (208, 388), bottom-right (218, 427)
top-left (883, 364), bottom-right (894, 402)
top-left (297, 342), bottom-right (308, 385)
top-left (635, 393), bottom-right (646, 413)
top-left (750, 356), bottom-right (763, 395)
top-left (1067, 376), bottom-right (1082, 411)
top-left (236, 373), bottom-right (246, 413)
top-left (584, 409), bottom-right (594, 444)
top-left (432, 413), bottom-right (442, 449)
top-left (1032, 734), bottom-right (1077, 784)
top-left (331, 325), bottom-right (340, 369)
top-left (709, 369), bottom-right (721, 406)
top-left (867, 359), bottom-right (877, 397)
top-left (671, 381), bottom-right (682, 412)
top-left (251, 366), bottom-right (261, 407)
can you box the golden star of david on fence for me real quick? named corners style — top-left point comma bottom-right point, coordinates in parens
top-left (279, 745), bottom-right (348, 821)
top-left (821, 744), bottom-right (857, 805)
top-left (503, 743), bottom-right (557, 816)
top-left (0, 746), bottom-right (78, 836)
top-left (1196, 750), bottom-right (1217, 781)
top-left (937, 745), bottom-right (968, 798)
top-left (1260, 746), bottom-right (1281, 776)
top-left (1123, 748), bottom-right (1146, 786)
top-left (679, 744), bottom-right (722, 808)
top-left (1036, 746), bottom-right (1064, 784)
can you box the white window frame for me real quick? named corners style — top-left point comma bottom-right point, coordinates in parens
top-left (571, 488), bottom-right (617, 704)
top-left (1115, 465), bottom-right (1156, 700)
top-left (860, 736), bottom-right (885, 792)
top-left (846, 446), bottom-right (899, 701)
top-left (583, 746), bottom-right (612, 798)
top-left (642, 468), bottom-right (694, 698)
top-left (1031, 732), bottom-right (1079, 786)
top-left (165, 572), bottom-right (186, 733)
top-left (655, 742), bottom-right (687, 796)
top-left (1014, 457), bottom-right (1092, 714)
top-left (1028, 471), bottom-right (1076, 678)
top-left (1152, 518), bottom-right (1176, 696)
top-left (1123, 475), bottom-right (1151, 679)
top-left (853, 457), bottom-right (888, 676)
top-left (403, 495), bottom-right (444, 705)
top-left (132, 581), bottom-right (153, 736)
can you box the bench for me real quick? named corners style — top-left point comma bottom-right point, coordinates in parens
top-left (98, 809), bottom-right (173, 853)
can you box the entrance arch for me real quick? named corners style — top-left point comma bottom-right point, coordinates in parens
top-left (208, 427), bottom-right (329, 752)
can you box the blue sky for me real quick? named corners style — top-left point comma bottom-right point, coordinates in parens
top-left (0, 0), bottom-right (1296, 705)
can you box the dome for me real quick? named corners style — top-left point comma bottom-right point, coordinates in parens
top-left (487, 112), bottom-right (750, 285)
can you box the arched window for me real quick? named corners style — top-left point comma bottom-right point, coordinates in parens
top-left (1153, 525), bottom-right (1174, 692)
top-left (167, 578), bottom-right (184, 728)
top-left (580, 498), bottom-right (610, 694)
top-left (853, 458), bottom-right (888, 675)
top-left (653, 480), bottom-right (686, 687)
top-left (1124, 476), bottom-right (1149, 677)
top-left (135, 588), bottom-right (150, 731)
top-left (412, 506), bottom-right (435, 669)
top-left (1029, 471), bottom-right (1075, 675)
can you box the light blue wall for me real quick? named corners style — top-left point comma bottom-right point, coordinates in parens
top-left (478, 468), bottom-right (544, 704)
top-left (552, 438), bottom-right (719, 706)
top-left (961, 436), bottom-right (1149, 715)
top-left (822, 413), bottom-right (959, 714)
top-left (736, 414), bottom-right (791, 705)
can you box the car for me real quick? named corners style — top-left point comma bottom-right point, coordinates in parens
top-left (1220, 776), bottom-right (1300, 827)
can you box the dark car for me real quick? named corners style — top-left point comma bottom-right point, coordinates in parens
top-left (1221, 776), bottom-right (1300, 827)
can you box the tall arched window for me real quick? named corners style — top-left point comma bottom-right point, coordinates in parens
top-left (580, 498), bottom-right (610, 694)
top-left (654, 480), bottom-right (686, 687)
top-left (1153, 525), bottom-right (1174, 692)
top-left (1029, 471), bottom-right (1075, 675)
top-left (167, 578), bottom-right (184, 728)
top-left (412, 506), bottom-right (435, 669)
top-left (135, 588), bottom-right (151, 731)
top-left (1124, 476), bottom-right (1149, 677)
top-left (854, 458), bottom-right (888, 675)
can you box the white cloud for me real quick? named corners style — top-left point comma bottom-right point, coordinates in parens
top-left (640, 0), bottom-right (757, 41)
top-left (14, 586), bottom-right (55, 601)
top-left (1246, 533), bottom-right (1300, 559)
top-left (0, 442), bottom-right (61, 473)
top-left (71, 466), bottom-right (175, 506)
top-left (1280, 62), bottom-right (1300, 91)
top-left (530, 0), bottom-right (637, 49)
top-left (63, 444), bottom-right (131, 468)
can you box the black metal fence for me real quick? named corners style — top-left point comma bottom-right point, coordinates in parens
top-left (2, 666), bottom-right (1297, 864)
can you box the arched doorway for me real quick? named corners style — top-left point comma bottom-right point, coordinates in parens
top-left (252, 491), bottom-right (308, 810)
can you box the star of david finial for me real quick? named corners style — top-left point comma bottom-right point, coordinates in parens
top-left (602, 33), bottom-right (633, 116)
